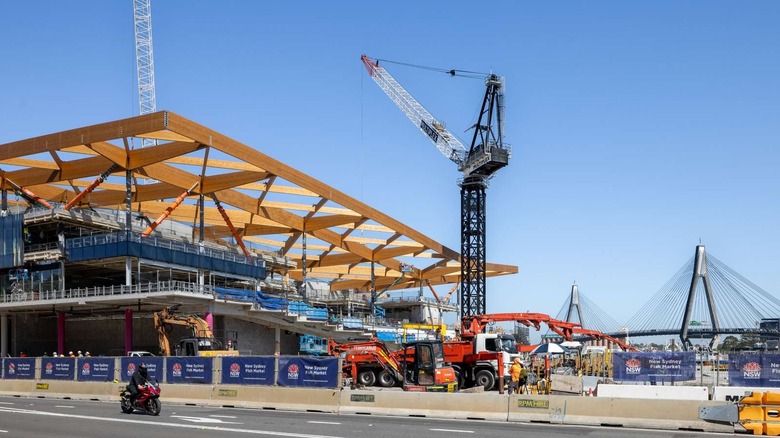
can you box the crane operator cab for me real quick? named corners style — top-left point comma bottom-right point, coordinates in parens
top-left (400, 340), bottom-right (458, 392)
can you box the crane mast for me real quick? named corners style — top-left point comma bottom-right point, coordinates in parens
top-left (133, 0), bottom-right (157, 148)
top-left (361, 55), bottom-right (510, 318)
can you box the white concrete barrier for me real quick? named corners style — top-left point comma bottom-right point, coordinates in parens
top-left (507, 394), bottom-right (733, 432)
top-left (712, 386), bottom-right (780, 402)
top-left (596, 384), bottom-right (709, 400)
top-left (339, 389), bottom-right (509, 421)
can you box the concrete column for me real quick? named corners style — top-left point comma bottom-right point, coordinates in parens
top-left (205, 312), bottom-right (213, 331)
top-left (125, 308), bottom-right (133, 354)
top-left (0, 314), bottom-right (8, 357)
top-left (274, 326), bottom-right (281, 356)
top-left (57, 311), bottom-right (65, 355)
top-left (126, 257), bottom-right (132, 286)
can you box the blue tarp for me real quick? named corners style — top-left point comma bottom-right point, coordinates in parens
top-left (288, 301), bottom-right (327, 321)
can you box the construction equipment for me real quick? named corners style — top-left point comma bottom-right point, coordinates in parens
top-left (329, 338), bottom-right (458, 392)
top-left (153, 305), bottom-right (238, 357)
top-left (401, 323), bottom-right (447, 342)
top-left (362, 55), bottom-right (511, 318)
top-left (699, 391), bottom-right (780, 435)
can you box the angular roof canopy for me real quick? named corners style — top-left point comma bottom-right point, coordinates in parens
top-left (0, 111), bottom-right (517, 292)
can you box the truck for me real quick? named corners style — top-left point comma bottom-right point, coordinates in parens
top-left (330, 338), bottom-right (458, 392)
top-left (455, 313), bottom-right (638, 390)
top-left (153, 305), bottom-right (239, 357)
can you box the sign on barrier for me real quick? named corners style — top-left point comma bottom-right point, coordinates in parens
top-left (41, 357), bottom-right (75, 380)
top-left (120, 357), bottom-right (164, 382)
top-left (77, 358), bottom-right (115, 382)
top-left (729, 354), bottom-right (780, 387)
top-left (166, 357), bottom-right (213, 384)
top-left (277, 357), bottom-right (338, 388)
top-left (221, 357), bottom-right (274, 385)
top-left (3, 358), bottom-right (35, 379)
top-left (613, 352), bottom-right (695, 382)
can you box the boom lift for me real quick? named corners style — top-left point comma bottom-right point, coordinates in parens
top-left (153, 306), bottom-right (238, 357)
top-left (362, 55), bottom-right (511, 317)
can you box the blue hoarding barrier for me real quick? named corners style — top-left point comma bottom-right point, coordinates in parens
top-left (613, 352), bottom-right (696, 382)
top-left (41, 357), bottom-right (75, 380)
top-left (729, 353), bottom-right (780, 387)
top-left (77, 358), bottom-right (115, 382)
top-left (120, 357), bottom-right (164, 382)
top-left (221, 357), bottom-right (275, 385)
top-left (166, 357), bottom-right (213, 384)
top-left (3, 358), bottom-right (36, 379)
top-left (277, 357), bottom-right (338, 388)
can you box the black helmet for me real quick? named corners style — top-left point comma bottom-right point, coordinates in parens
top-left (138, 363), bottom-right (148, 378)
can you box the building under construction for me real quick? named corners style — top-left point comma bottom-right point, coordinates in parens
top-left (0, 111), bottom-right (517, 357)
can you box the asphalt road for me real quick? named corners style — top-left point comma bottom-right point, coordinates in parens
top-left (0, 396), bottom-right (734, 437)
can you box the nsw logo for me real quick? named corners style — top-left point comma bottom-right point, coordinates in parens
top-left (287, 363), bottom-right (300, 380)
top-left (172, 362), bottom-right (183, 377)
top-left (743, 362), bottom-right (762, 379)
top-left (8, 363), bottom-right (15, 375)
top-left (82, 363), bottom-right (91, 376)
top-left (45, 362), bottom-right (54, 375)
top-left (229, 363), bottom-right (241, 378)
top-left (127, 363), bottom-right (136, 377)
top-left (625, 358), bottom-right (642, 375)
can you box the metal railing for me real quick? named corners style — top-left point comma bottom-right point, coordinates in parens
top-left (66, 231), bottom-right (264, 268)
top-left (0, 280), bottom-right (214, 304)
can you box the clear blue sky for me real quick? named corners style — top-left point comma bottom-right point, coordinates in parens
top-left (1, 2), bottom-right (778, 339)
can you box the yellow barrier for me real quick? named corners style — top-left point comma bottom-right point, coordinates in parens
top-left (739, 391), bottom-right (780, 435)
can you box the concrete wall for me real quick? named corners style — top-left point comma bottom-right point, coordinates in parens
top-left (222, 317), bottom-right (298, 355)
top-left (11, 312), bottom-right (303, 358)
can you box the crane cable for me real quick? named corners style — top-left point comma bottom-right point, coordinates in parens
top-left (370, 56), bottom-right (489, 80)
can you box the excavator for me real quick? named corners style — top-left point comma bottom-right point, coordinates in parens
top-left (329, 338), bottom-right (458, 392)
top-left (153, 305), bottom-right (238, 357)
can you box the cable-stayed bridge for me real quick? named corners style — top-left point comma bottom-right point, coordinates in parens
top-left (553, 245), bottom-right (780, 350)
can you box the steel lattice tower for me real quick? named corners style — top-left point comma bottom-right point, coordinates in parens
top-left (133, 0), bottom-right (157, 148)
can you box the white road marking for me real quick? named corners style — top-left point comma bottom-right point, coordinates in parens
top-left (430, 429), bottom-right (473, 434)
top-left (0, 402), bottom-right (14, 405)
top-left (307, 421), bottom-right (341, 425)
top-left (0, 406), bottom-right (340, 437)
top-left (210, 414), bottom-right (238, 419)
top-left (171, 415), bottom-right (241, 424)
top-left (55, 405), bottom-right (75, 409)
top-left (0, 430), bottom-right (7, 433)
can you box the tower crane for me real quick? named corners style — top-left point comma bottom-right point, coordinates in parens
top-left (361, 55), bottom-right (511, 318)
top-left (133, 0), bottom-right (157, 148)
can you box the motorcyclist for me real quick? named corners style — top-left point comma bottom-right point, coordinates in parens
top-left (127, 363), bottom-right (149, 406)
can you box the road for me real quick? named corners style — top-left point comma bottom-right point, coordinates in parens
top-left (0, 396), bottom-right (733, 437)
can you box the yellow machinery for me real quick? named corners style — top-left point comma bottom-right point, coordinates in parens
top-left (153, 306), bottom-right (238, 357)
top-left (401, 323), bottom-right (447, 342)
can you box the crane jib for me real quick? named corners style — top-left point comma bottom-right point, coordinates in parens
top-left (420, 120), bottom-right (439, 143)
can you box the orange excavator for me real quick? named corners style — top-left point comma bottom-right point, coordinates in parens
top-left (328, 338), bottom-right (458, 392)
top-left (153, 305), bottom-right (238, 357)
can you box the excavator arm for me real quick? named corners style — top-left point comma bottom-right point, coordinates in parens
top-left (153, 306), bottom-right (218, 356)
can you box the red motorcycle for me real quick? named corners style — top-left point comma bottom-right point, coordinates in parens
top-left (120, 380), bottom-right (161, 416)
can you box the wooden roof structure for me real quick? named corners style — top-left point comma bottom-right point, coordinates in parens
top-left (0, 111), bottom-right (517, 293)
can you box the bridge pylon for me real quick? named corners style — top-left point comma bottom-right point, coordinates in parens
top-left (565, 283), bottom-right (584, 326)
top-left (680, 245), bottom-right (720, 350)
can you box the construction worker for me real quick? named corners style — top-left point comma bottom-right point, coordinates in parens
top-left (508, 358), bottom-right (525, 395)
